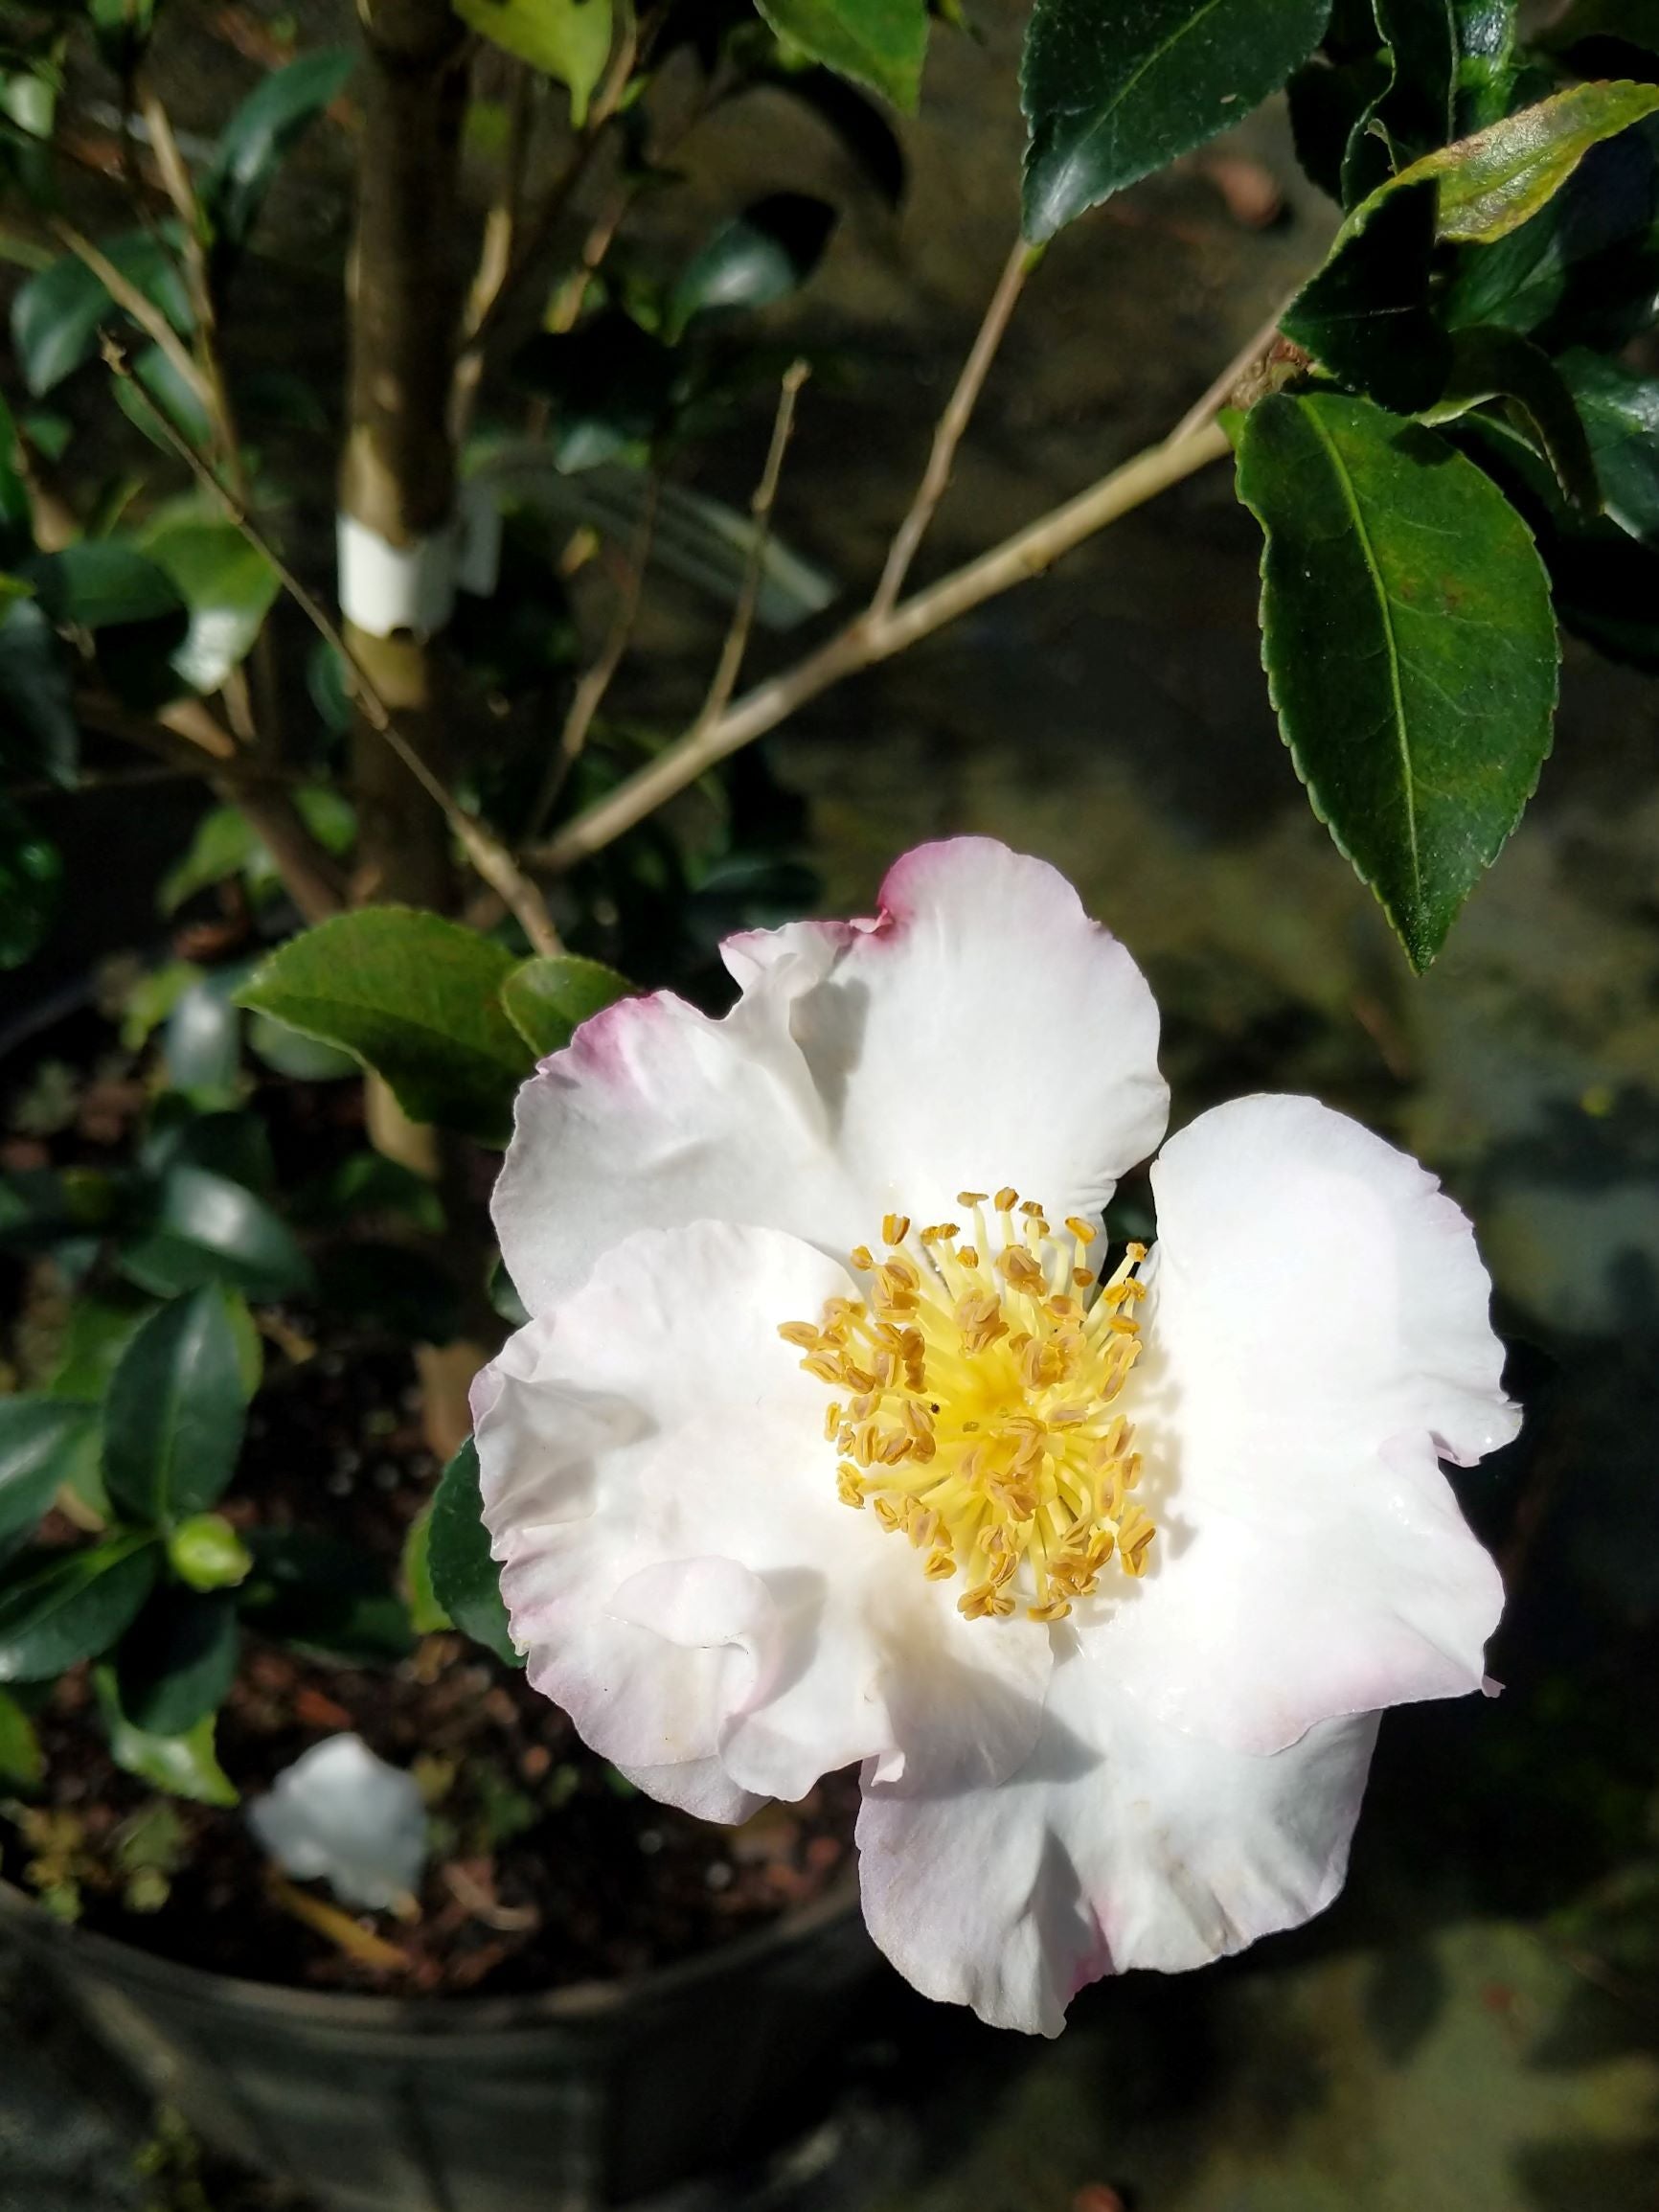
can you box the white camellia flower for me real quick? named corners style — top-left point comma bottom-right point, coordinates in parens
top-left (474, 838), bottom-right (1515, 2034)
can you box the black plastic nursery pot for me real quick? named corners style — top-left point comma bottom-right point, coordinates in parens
top-left (0, 1872), bottom-right (876, 2212)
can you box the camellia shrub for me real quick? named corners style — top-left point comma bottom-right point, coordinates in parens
top-left (0, 0), bottom-right (1652, 2028)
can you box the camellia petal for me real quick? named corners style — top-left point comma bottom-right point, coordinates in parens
top-left (473, 1219), bottom-right (1051, 1809)
top-left (493, 838), bottom-right (1167, 1314)
top-left (856, 1644), bottom-right (1379, 2036)
top-left (1090, 1095), bottom-right (1512, 1753)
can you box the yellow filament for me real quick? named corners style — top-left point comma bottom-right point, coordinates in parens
top-left (779, 1195), bottom-right (1153, 1623)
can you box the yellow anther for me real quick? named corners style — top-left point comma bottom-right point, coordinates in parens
top-left (783, 1196), bottom-right (1154, 1624)
top-left (956, 1191), bottom-right (989, 1208)
top-left (850, 1245), bottom-right (875, 1271)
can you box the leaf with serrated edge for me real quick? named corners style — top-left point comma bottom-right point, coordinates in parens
top-left (1235, 391), bottom-right (1557, 969)
top-left (756, 0), bottom-right (927, 112)
top-left (236, 908), bottom-right (533, 1145)
top-left (1020, 0), bottom-right (1330, 242)
top-left (500, 953), bottom-right (631, 1058)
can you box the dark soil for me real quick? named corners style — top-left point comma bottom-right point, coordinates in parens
top-left (0, 991), bottom-right (857, 2002)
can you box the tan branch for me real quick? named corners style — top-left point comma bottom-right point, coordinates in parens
top-left (50, 217), bottom-right (208, 408)
top-left (870, 239), bottom-right (1038, 621)
top-left (527, 420), bottom-right (1231, 875)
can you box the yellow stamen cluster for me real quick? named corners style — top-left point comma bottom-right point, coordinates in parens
top-left (779, 1189), bottom-right (1153, 1623)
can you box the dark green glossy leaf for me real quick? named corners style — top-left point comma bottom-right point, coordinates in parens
top-left (111, 340), bottom-right (213, 451)
top-left (0, 1535), bottom-right (157, 1682)
top-left (0, 1397), bottom-right (101, 1542)
top-left (0, 1686), bottom-right (41, 1788)
top-left (121, 1164), bottom-right (313, 1304)
top-left (114, 1586), bottom-right (239, 1735)
top-left (499, 952), bottom-right (631, 1057)
top-left (202, 48), bottom-right (355, 249)
top-left (1557, 348), bottom-right (1659, 539)
top-left (158, 807), bottom-right (258, 914)
top-left (144, 1107), bottom-right (275, 1201)
top-left (1424, 328), bottom-right (1600, 513)
top-left (0, 1166), bottom-right (119, 1250)
top-left (10, 233), bottom-right (192, 397)
top-left (236, 908), bottom-right (534, 1146)
top-left (755, 0), bottom-right (927, 111)
top-left (0, 599), bottom-right (77, 787)
top-left (0, 391), bottom-right (31, 567)
top-left (1020, 0), bottom-right (1330, 242)
top-left (669, 194), bottom-right (837, 336)
top-left (0, 794), bottom-right (60, 969)
top-left (245, 1015), bottom-right (359, 1081)
top-left (1236, 390), bottom-right (1558, 969)
top-left (44, 1293), bottom-right (154, 1402)
top-left (455, 0), bottom-right (610, 123)
top-left (95, 1666), bottom-right (238, 1805)
top-left (239, 1530), bottom-right (414, 1665)
top-left (428, 1441), bottom-right (520, 1669)
top-left (141, 517), bottom-right (279, 695)
top-left (1283, 177), bottom-right (1448, 413)
top-left (103, 1288), bottom-right (247, 1525)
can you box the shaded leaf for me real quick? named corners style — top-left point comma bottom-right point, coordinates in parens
top-left (0, 599), bottom-right (77, 786)
top-left (0, 794), bottom-right (60, 969)
top-left (162, 969), bottom-right (244, 1106)
top-left (402, 1500), bottom-right (450, 1634)
top-left (95, 1665), bottom-right (238, 1806)
top-left (455, 0), bottom-right (611, 124)
top-left (0, 1686), bottom-right (41, 1788)
top-left (1454, 0), bottom-right (1518, 133)
top-left (314, 1242), bottom-right (461, 1345)
top-left (202, 48), bottom-right (355, 250)
top-left (1235, 390), bottom-right (1557, 969)
top-left (28, 540), bottom-right (183, 629)
top-left (11, 233), bottom-right (192, 397)
top-left (669, 194), bottom-right (837, 336)
top-left (1282, 176), bottom-right (1448, 412)
top-left (428, 1440), bottom-right (519, 1668)
top-left (236, 909), bottom-right (534, 1146)
top-left (104, 1287), bottom-right (246, 1525)
top-left (115, 1586), bottom-right (239, 1734)
top-left (1423, 328), bottom-right (1600, 513)
top-left (0, 1397), bottom-right (100, 1542)
top-left (753, 64), bottom-right (905, 204)
top-left (512, 312), bottom-right (679, 473)
top-left (245, 1014), bottom-right (359, 1081)
top-left (121, 1162), bottom-right (313, 1303)
top-left (1021, 0), bottom-right (1330, 241)
top-left (1557, 348), bottom-right (1659, 539)
top-left (0, 1535), bottom-right (157, 1683)
top-left (499, 951), bottom-right (630, 1056)
top-left (111, 340), bottom-right (213, 451)
top-left (239, 1530), bottom-right (413, 1665)
top-left (756, 0), bottom-right (927, 111)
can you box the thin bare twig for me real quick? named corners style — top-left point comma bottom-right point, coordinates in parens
top-left (528, 472), bottom-right (661, 837)
top-left (525, 421), bottom-right (1229, 875)
top-left (50, 217), bottom-right (208, 407)
top-left (103, 340), bottom-right (560, 954)
top-left (694, 359), bottom-right (809, 731)
top-left (451, 61), bottom-right (535, 442)
top-left (870, 239), bottom-right (1038, 620)
top-left (1167, 285), bottom-right (1298, 445)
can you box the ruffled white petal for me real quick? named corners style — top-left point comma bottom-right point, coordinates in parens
top-left (493, 838), bottom-right (1167, 1314)
top-left (472, 1220), bottom-right (1050, 1812)
top-left (1092, 1094), bottom-right (1512, 1754)
top-left (856, 1641), bottom-right (1379, 2036)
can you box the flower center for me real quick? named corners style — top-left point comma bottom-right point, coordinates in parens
top-left (779, 1189), bottom-right (1154, 1623)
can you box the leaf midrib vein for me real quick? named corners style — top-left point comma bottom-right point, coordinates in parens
top-left (1302, 403), bottom-right (1422, 904)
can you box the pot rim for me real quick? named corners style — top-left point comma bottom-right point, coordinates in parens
top-left (0, 1862), bottom-right (865, 2031)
